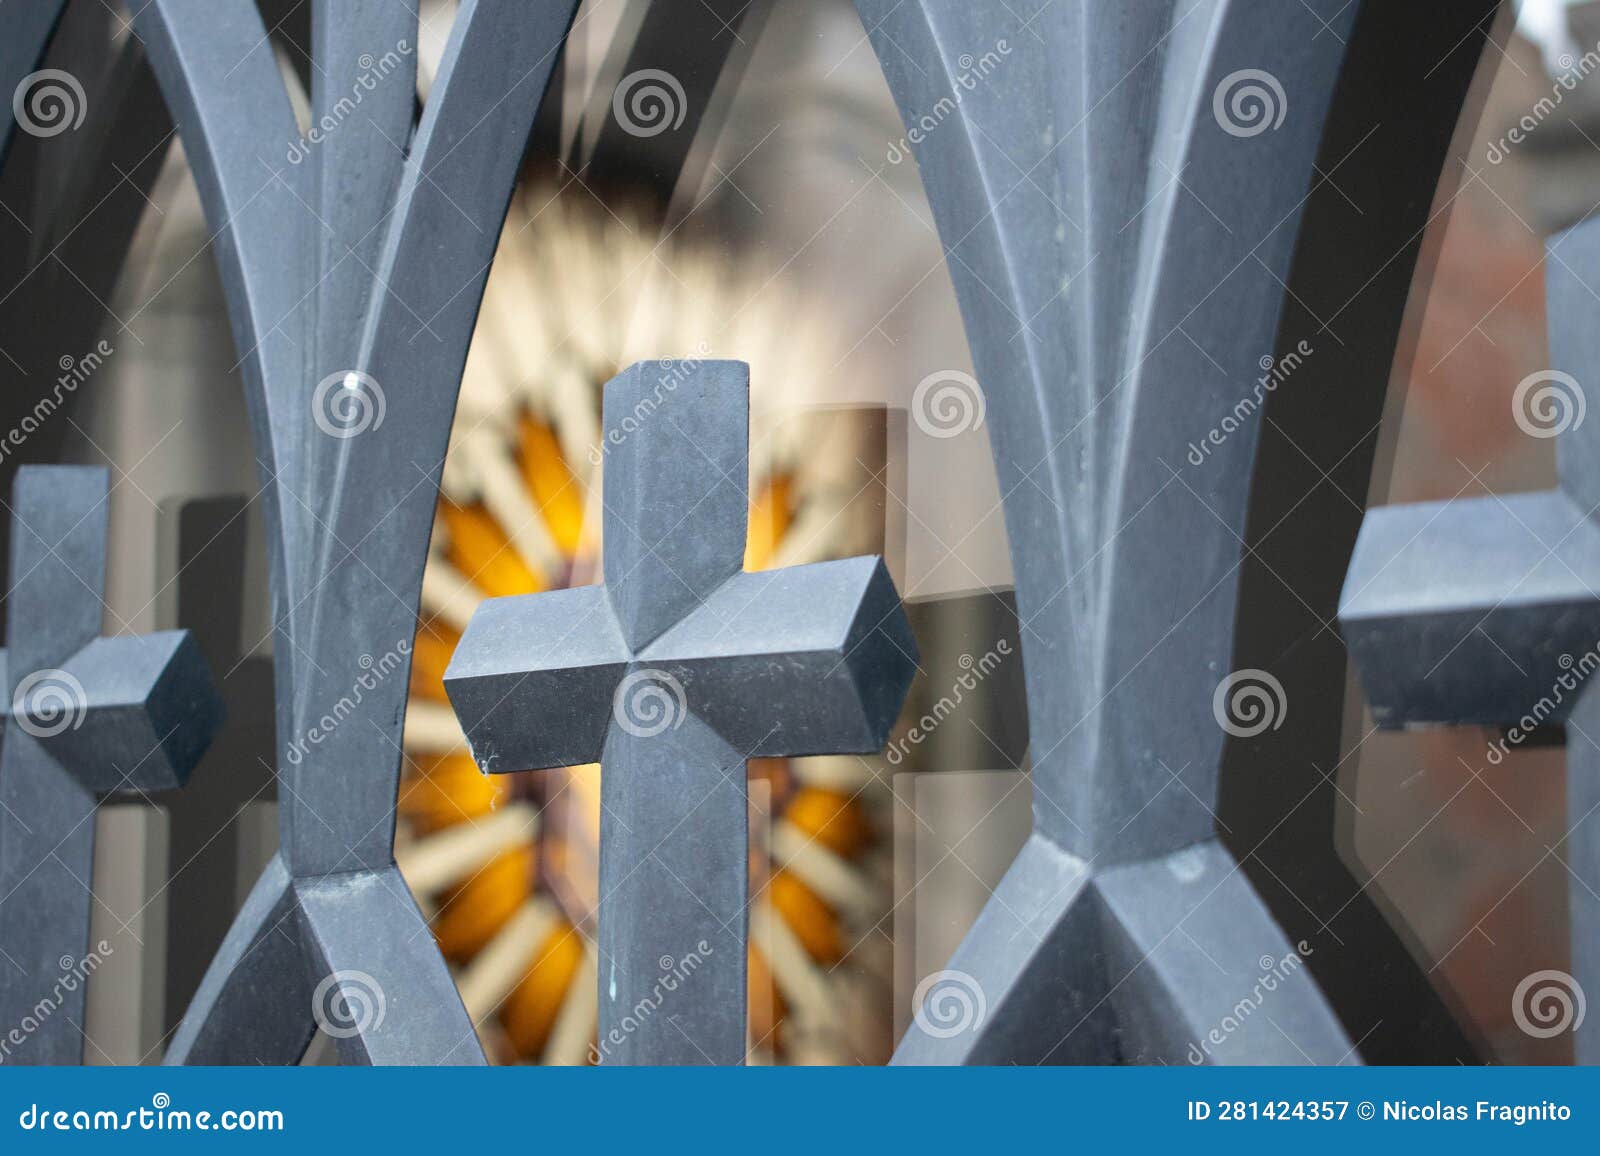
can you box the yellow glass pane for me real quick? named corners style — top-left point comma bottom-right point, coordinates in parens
top-left (768, 870), bottom-right (843, 965)
top-left (744, 475), bottom-right (794, 571)
top-left (398, 752), bottom-right (506, 835)
top-left (749, 945), bottom-right (785, 1051)
top-left (518, 416), bottom-right (586, 559)
top-left (784, 787), bottom-right (873, 860)
top-left (442, 501), bottom-right (544, 599)
top-left (410, 620), bottom-right (460, 704)
top-left (433, 845), bottom-right (536, 962)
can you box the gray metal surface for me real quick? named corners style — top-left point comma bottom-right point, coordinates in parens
top-left (1341, 217), bottom-right (1600, 1064)
top-left (159, 498), bottom-right (277, 1042)
top-left (446, 360), bottom-right (917, 1064)
top-left (0, 466), bottom-right (221, 1063)
top-left (854, 0), bottom-right (1444, 1064)
top-left (132, 0), bottom-right (581, 1064)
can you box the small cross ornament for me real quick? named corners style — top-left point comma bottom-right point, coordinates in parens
top-left (0, 466), bottom-right (223, 1063)
top-left (446, 360), bottom-right (917, 1064)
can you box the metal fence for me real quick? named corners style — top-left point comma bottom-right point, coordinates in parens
top-left (2, 0), bottom-right (1570, 1066)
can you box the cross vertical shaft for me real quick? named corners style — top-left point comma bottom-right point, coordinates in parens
top-left (599, 713), bottom-right (747, 1062)
top-left (0, 467), bottom-right (221, 1063)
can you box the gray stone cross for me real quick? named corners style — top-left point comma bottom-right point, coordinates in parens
top-left (0, 466), bottom-right (222, 1063)
top-left (1341, 220), bottom-right (1600, 1064)
top-left (446, 360), bottom-right (917, 1064)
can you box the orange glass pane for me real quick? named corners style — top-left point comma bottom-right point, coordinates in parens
top-left (768, 870), bottom-right (843, 965)
top-left (744, 475), bottom-right (794, 571)
top-left (502, 919), bottom-right (585, 1059)
top-left (433, 845), bottom-right (536, 962)
top-left (518, 416), bottom-right (586, 559)
top-left (442, 500), bottom-right (544, 599)
top-left (409, 620), bottom-right (460, 703)
top-left (749, 945), bottom-right (785, 1051)
top-left (398, 752), bottom-right (506, 835)
top-left (784, 787), bottom-right (873, 859)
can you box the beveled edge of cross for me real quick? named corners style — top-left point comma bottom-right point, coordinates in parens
top-left (0, 465), bottom-right (222, 1063)
top-left (444, 359), bottom-right (919, 774)
top-left (1339, 217), bottom-right (1600, 1062)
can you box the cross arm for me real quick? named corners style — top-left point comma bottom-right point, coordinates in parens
top-left (443, 584), bottom-right (630, 772)
top-left (24, 632), bottom-right (223, 795)
top-left (1339, 489), bottom-right (1600, 727)
top-left (642, 556), bottom-right (919, 755)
